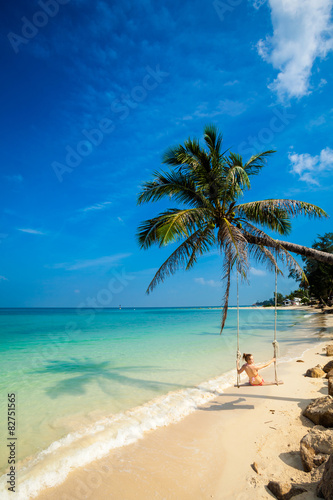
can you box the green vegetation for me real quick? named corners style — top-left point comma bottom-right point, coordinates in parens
top-left (136, 125), bottom-right (328, 331)
top-left (257, 233), bottom-right (333, 307)
top-left (293, 233), bottom-right (333, 305)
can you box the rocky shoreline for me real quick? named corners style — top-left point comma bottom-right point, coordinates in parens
top-left (266, 345), bottom-right (333, 499)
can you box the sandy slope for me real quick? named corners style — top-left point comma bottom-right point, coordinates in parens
top-left (34, 313), bottom-right (333, 500)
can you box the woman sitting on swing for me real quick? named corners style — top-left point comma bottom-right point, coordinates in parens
top-left (237, 353), bottom-right (282, 386)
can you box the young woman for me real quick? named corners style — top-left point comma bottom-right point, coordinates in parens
top-left (237, 353), bottom-right (282, 386)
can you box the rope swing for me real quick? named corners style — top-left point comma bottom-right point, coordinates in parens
top-left (236, 271), bottom-right (241, 388)
top-left (272, 266), bottom-right (279, 385)
top-left (236, 266), bottom-right (280, 387)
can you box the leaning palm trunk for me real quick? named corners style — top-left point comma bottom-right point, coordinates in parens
top-left (243, 232), bottom-right (333, 265)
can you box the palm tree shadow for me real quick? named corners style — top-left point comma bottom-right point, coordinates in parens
top-left (35, 358), bottom-right (188, 399)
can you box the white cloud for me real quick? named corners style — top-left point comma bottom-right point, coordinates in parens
top-left (250, 267), bottom-right (267, 276)
top-left (79, 201), bottom-right (112, 212)
top-left (257, 0), bottom-right (333, 100)
top-left (194, 277), bottom-right (221, 287)
top-left (17, 228), bottom-right (45, 235)
top-left (224, 80), bottom-right (239, 86)
top-left (289, 147), bottom-right (333, 185)
top-left (252, 0), bottom-right (268, 9)
top-left (184, 99), bottom-right (247, 121)
top-left (49, 253), bottom-right (131, 271)
top-left (0, 276), bottom-right (8, 281)
top-left (307, 115), bottom-right (326, 129)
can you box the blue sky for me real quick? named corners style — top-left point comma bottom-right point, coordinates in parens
top-left (0, 0), bottom-right (332, 307)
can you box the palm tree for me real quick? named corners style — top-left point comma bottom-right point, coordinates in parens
top-left (136, 125), bottom-right (329, 331)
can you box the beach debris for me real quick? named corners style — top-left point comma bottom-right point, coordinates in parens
top-left (328, 378), bottom-right (333, 397)
top-left (326, 345), bottom-right (333, 356)
top-left (303, 396), bottom-right (333, 428)
top-left (323, 360), bottom-right (333, 373)
top-left (266, 480), bottom-right (307, 499)
top-left (270, 409), bottom-right (276, 414)
top-left (305, 366), bottom-right (325, 378)
top-left (316, 453), bottom-right (333, 499)
top-left (296, 359), bottom-right (304, 363)
top-left (251, 462), bottom-right (260, 474)
top-left (300, 428), bottom-right (333, 472)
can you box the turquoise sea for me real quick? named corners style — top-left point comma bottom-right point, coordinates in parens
top-left (0, 307), bottom-right (322, 499)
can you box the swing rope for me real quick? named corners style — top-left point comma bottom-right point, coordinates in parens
top-left (236, 266), bottom-right (280, 387)
top-left (273, 266), bottom-right (279, 385)
top-left (236, 271), bottom-right (241, 388)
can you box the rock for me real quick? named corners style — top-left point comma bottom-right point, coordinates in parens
top-left (317, 454), bottom-right (333, 499)
top-left (303, 396), bottom-right (333, 428)
top-left (267, 481), bottom-right (307, 499)
top-left (323, 360), bottom-right (333, 373)
top-left (251, 461), bottom-right (260, 474)
top-left (326, 369), bottom-right (333, 379)
top-left (326, 345), bottom-right (333, 356)
top-left (329, 378), bottom-right (333, 397)
top-left (305, 366), bottom-right (325, 378)
top-left (300, 427), bottom-right (333, 472)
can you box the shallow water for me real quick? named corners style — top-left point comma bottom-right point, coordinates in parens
top-left (0, 307), bottom-right (322, 498)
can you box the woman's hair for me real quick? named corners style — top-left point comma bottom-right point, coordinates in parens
top-left (243, 353), bottom-right (252, 362)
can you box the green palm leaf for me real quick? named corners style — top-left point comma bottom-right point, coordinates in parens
top-left (136, 125), bottom-right (328, 332)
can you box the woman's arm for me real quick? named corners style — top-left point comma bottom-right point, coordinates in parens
top-left (257, 358), bottom-right (276, 370)
top-left (237, 362), bottom-right (246, 374)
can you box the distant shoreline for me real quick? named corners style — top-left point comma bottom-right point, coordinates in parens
top-left (0, 305), bottom-right (316, 310)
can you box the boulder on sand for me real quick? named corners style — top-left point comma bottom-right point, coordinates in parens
top-left (317, 454), bottom-right (333, 499)
top-left (267, 481), bottom-right (307, 500)
top-left (323, 360), bottom-right (333, 373)
top-left (329, 378), bottom-right (333, 397)
top-left (303, 396), bottom-right (333, 428)
top-left (326, 345), bottom-right (333, 356)
top-left (326, 369), bottom-right (333, 379)
top-left (300, 427), bottom-right (333, 472)
top-left (305, 366), bottom-right (325, 378)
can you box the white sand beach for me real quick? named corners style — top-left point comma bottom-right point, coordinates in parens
top-left (33, 312), bottom-right (333, 500)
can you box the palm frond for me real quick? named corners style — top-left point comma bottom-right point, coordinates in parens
top-left (247, 243), bottom-right (280, 274)
top-left (146, 227), bottom-right (215, 293)
top-left (203, 124), bottom-right (223, 157)
top-left (224, 164), bottom-right (251, 199)
top-left (186, 226), bottom-right (216, 269)
top-left (137, 169), bottom-right (211, 208)
top-left (220, 258), bottom-right (232, 334)
top-left (136, 208), bottom-right (212, 249)
top-left (218, 218), bottom-right (248, 276)
top-left (236, 201), bottom-right (292, 235)
top-left (243, 150), bottom-right (276, 176)
top-left (242, 222), bottom-right (305, 280)
top-left (237, 199), bottom-right (328, 220)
